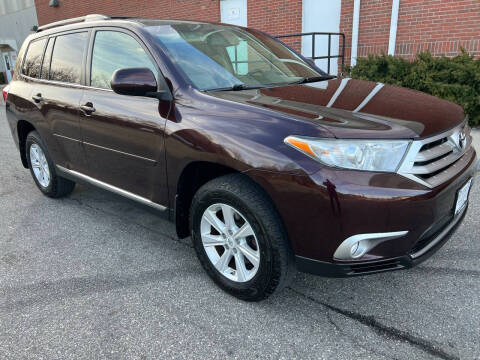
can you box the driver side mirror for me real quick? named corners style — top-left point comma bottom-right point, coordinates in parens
top-left (110, 67), bottom-right (172, 100)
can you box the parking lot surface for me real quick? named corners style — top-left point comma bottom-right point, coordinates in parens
top-left (0, 106), bottom-right (479, 360)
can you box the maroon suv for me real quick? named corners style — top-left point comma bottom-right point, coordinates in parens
top-left (4, 15), bottom-right (476, 301)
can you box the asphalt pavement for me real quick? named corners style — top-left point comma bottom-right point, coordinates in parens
top-left (1, 105), bottom-right (479, 360)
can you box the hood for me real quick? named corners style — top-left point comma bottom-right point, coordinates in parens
top-left (207, 78), bottom-right (465, 139)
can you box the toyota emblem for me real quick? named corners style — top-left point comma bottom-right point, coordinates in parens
top-left (458, 130), bottom-right (466, 150)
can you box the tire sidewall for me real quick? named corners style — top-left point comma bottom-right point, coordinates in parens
top-left (26, 132), bottom-right (55, 195)
top-left (191, 188), bottom-right (275, 299)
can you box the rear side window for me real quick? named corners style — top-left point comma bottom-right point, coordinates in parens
top-left (90, 31), bottom-right (158, 89)
top-left (50, 32), bottom-right (88, 84)
top-left (40, 38), bottom-right (54, 80)
top-left (23, 38), bottom-right (47, 78)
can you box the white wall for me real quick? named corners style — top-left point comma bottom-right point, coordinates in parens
top-left (0, 0), bottom-right (38, 75)
top-left (302, 0), bottom-right (342, 75)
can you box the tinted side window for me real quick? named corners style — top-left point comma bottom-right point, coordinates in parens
top-left (50, 32), bottom-right (88, 84)
top-left (40, 38), bottom-right (54, 80)
top-left (91, 31), bottom-right (158, 89)
top-left (23, 38), bottom-right (47, 78)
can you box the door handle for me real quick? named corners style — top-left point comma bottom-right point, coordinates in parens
top-left (32, 94), bottom-right (43, 103)
top-left (80, 103), bottom-right (95, 115)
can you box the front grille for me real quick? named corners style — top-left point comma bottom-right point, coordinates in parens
top-left (398, 122), bottom-right (472, 188)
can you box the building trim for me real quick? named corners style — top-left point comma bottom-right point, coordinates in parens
top-left (351, 0), bottom-right (360, 66)
top-left (388, 0), bottom-right (400, 55)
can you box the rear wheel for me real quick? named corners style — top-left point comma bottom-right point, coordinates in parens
top-left (190, 174), bottom-right (295, 301)
top-left (26, 131), bottom-right (75, 198)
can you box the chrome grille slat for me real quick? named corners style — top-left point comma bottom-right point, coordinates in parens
top-left (422, 148), bottom-right (474, 188)
top-left (410, 151), bottom-right (463, 174)
top-left (415, 142), bottom-right (453, 162)
top-left (397, 122), bottom-right (472, 188)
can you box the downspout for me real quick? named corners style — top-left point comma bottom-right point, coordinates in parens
top-left (350, 0), bottom-right (361, 66)
top-left (388, 0), bottom-right (400, 55)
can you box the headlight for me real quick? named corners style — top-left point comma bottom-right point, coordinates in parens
top-left (285, 136), bottom-right (410, 172)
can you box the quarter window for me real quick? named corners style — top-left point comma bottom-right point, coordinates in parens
top-left (40, 38), bottom-right (54, 80)
top-left (49, 32), bottom-right (88, 84)
top-left (91, 31), bottom-right (158, 90)
top-left (23, 38), bottom-right (47, 78)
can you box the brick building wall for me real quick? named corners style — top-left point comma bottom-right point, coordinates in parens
top-left (247, 0), bottom-right (302, 50)
top-left (355, 0), bottom-right (392, 58)
top-left (339, 0), bottom-right (354, 64)
top-left (34, 0), bottom-right (480, 68)
top-left (340, 0), bottom-right (480, 66)
top-left (395, 0), bottom-right (480, 59)
top-left (34, 0), bottom-right (221, 25)
top-left (35, 0), bottom-right (303, 49)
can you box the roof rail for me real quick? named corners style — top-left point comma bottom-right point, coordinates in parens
top-left (37, 14), bottom-right (110, 32)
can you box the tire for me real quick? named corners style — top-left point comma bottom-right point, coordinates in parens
top-left (190, 173), bottom-right (295, 301)
top-left (26, 130), bottom-right (75, 198)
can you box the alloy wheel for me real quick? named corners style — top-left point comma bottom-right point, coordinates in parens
top-left (30, 143), bottom-right (51, 188)
top-left (200, 203), bottom-right (260, 282)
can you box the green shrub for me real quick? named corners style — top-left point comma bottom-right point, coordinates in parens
top-left (344, 51), bottom-right (480, 127)
top-left (0, 72), bottom-right (5, 85)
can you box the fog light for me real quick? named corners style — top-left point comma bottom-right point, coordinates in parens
top-left (350, 241), bottom-right (368, 258)
top-left (334, 231), bottom-right (409, 260)
top-left (350, 242), bottom-right (359, 257)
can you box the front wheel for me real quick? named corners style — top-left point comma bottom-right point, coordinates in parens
top-left (190, 174), bottom-right (295, 301)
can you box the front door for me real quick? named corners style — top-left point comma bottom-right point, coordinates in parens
top-left (302, 0), bottom-right (342, 75)
top-left (79, 29), bottom-right (168, 203)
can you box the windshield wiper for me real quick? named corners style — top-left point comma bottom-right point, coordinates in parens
top-left (205, 76), bottom-right (335, 92)
top-left (205, 84), bottom-right (267, 92)
top-left (291, 75), bottom-right (336, 85)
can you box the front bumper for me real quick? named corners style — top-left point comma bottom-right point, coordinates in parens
top-left (247, 147), bottom-right (476, 277)
top-left (295, 202), bottom-right (468, 277)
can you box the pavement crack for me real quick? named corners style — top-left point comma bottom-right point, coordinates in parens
top-left (326, 311), bottom-right (396, 360)
top-left (289, 287), bottom-right (459, 360)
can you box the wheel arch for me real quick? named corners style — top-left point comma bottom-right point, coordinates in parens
top-left (175, 161), bottom-right (238, 238)
top-left (17, 120), bottom-right (36, 168)
top-left (174, 161), bottom-right (286, 242)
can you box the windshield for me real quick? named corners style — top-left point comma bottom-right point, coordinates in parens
top-left (145, 23), bottom-right (325, 90)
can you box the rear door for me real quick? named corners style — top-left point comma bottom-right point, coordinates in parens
top-left (79, 28), bottom-right (168, 203)
top-left (31, 31), bottom-right (90, 173)
top-left (6, 37), bottom-right (48, 160)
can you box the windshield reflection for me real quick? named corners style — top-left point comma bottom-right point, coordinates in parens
top-left (146, 23), bottom-right (324, 90)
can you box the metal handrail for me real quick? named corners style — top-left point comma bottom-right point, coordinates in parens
top-left (275, 32), bottom-right (346, 74)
